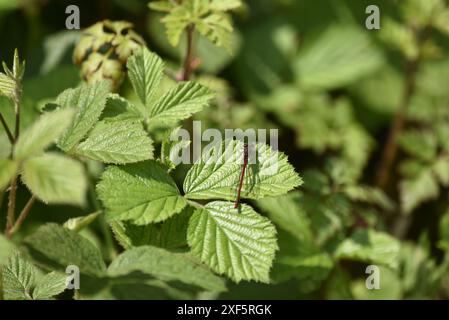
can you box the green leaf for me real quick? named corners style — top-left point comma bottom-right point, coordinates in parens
top-left (438, 210), bottom-right (449, 251)
top-left (187, 201), bottom-right (278, 283)
top-left (14, 108), bottom-right (75, 160)
top-left (0, 159), bottom-right (17, 190)
top-left (0, 234), bottom-right (16, 266)
top-left (196, 12), bottom-right (234, 51)
top-left (432, 156), bottom-right (449, 186)
top-left (256, 193), bottom-right (312, 243)
top-left (154, 0), bottom-right (238, 50)
top-left (379, 18), bottom-right (419, 60)
top-left (0, 72), bottom-right (15, 98)
top-left (210, 0), bottom-right (242, 11)
top-left (148, 1), bottom-right (176, 13)
top-left (2, 253), bottom-right (36, 300)
top-left (97, 161), bottom-right (187, 225)
top-left (22, 153), bottom-right (87, 206)
top-left (108, 245), bottom-right (226, 292)
top-left (399, 130), bottom-right (437, 162)
top-left (294, 25), bottom-right (384, 90)
top-left (32, 272), bottom-right (67, 300)
top-left (335, 229), bottom-right (400, 269)
top-left (184, 140), bottom-right (302, 200)
top-left (100, 94), bottom-right (142, 122)
top-left (400, 169), bottom-right (439, 214)
top-left (75, 120), bottom-right (154, 164)
top-left (110, 206), bottom-right (193, 249)
top-left (127, 47), bottom-right (165, 115)
top-left (25, 224), bottom-right (107, 277)
top-left (56, 81), bottom-right (110, 152)
top-left (150, 81), bottom-right (214, 125)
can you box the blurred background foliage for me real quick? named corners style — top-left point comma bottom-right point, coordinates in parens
top-left (1, 0), bottom-right (449, 299)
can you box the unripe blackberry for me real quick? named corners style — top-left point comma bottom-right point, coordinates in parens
top-left (73, 20), bottom-right (145, 89)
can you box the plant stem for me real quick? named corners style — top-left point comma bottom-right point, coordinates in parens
top-left (5, 174), bottom-right (18, 237)
top-left (7, 195), bottom-right (36, 237)
top-left (181, 24), bottom-right (195, 81)
top-left (5, 78), bottom-right (22, 237)
top-left (88, 178), bottom-right (117, 261)
top-left (0, 112), bottom-right (14, 144)
top-left (13, 87), bottom-right (21, 141)
top-left (375, 58), bottom-right (419, 189)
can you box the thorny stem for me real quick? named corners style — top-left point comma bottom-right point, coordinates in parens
top-left (375, 27), bottom-right (431, 190)
top-left (375, 58), bottom-right (419, 189)
top-left (0, 111), bottom-right (14, 144)
top-left (5, 74), bottom-right (23, 237)
top-left (181, 24), bottom-right (196, 81)
top-left (7, 195), bottom-right (36, 237)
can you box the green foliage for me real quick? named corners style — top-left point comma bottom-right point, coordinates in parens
top-left (187, 201), bottom-right (278, 283)
top-left (2, 0), bottom-right (449, 301)
top-left (14, 108), bottom-right (75, 160)
top-left (127, 47), bottom-right (215, 125)
top-left (108, 245), bottom-right (226, 292)
top-left (334, 229), bottom-right (400, 269)
top-left (0, 159), bottom-right (16, 190)
top-left (149, 0), bottom-right (242, 51)
top-left (2, 253), bottom-right (66, 300)
top-left (184, 140), bottom-right (302, 200)
top-left (56, 80), bottom-right (111, 152)
top-left (22, 153), bottom-right (87, 205)
top-left (76, 120), bottom-right (154, 164)
top-left (97, 161), bottom-right (187, 225)
top-left (25, 224), bottom-right (107, 276)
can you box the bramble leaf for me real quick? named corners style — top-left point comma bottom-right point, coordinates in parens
top-left (2, 253), bottom-right (36, 300)
top-left (294, 25), bottom-right (384, 90)
top-left (187, 201), bottom-right (278, 283)
top-left (110, 206), bottom-right (193, 249)
top-left (97, 161), bottom-right (187, 225)
top-left (335, 229), bottom-right (400, 269)
top-left (184, 140), bottom-right (302, 200)
top-left (0, 72), bottom-right (15, 98)
top-left (32, 272), bottom-right (67, 300)
top-left (150, 81), bottom-right (214, 125)
top-left (14, 108), bottom-right (75, 160)
top-left (56, 81), bottom-right (110, 152)
top-left (150, 0), bottom-right (241, 51)
top-left (127, 47), bottom-right (164, 115)
top-left (108, 245), bottom-right (226, 292)
top-left (0, 159), bottom-right (17, 190)
top-left (25, 224), bottom-right (107, 277)
top-left (76, 120), bottom-right (154, 164)
top-left (21, 153), bottom-right (87, 206)
top-left (400, 169), bottom-right (439, 214)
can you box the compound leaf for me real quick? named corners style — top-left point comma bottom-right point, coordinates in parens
top-left (187, 201), bottom-right (278, 283)
top-left (25, 224), bottom-right (106, 277)
top-left (0, 159), bottom-right (17, 190)
top-left (334, 229), bottom-right (400, 269)
top-left (127, 47), bottom-right (164, 114)
top-left (184, 140), bottom-right (302, 200)
top-left (108, 245), bottom-right (226, 292)
top-left (32, 272), bottom-right (67, 300)
top-left (76, 120), bottom-right (154, 164)
top-left (97, 161), bottom-right (186, 225)
top-left (150, 81), bottom-right (214, 125)
top-left (14, 108), bottom-right (75, 160)
top-left (21, 153), bottom-right (87, 206)
top-left (2, 253), bottom-right (36, 300)
top-left (56, 80), bottom-right (110, 152)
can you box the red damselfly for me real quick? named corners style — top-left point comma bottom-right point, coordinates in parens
top-left (234, 143), bottom-right (249, 209)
